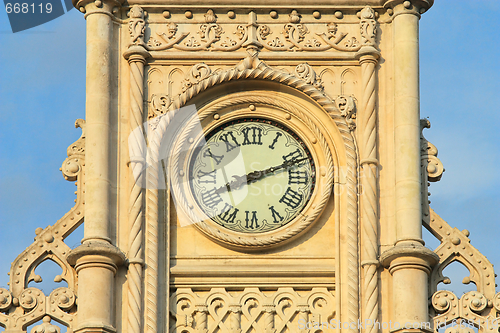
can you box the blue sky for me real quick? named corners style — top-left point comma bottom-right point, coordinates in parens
top-left (0, 0), bottom-right (498, 302)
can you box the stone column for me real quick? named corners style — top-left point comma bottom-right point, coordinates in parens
top-left (69, 0), bottom-right (125, 332)
top-left (380, 1), bottom-right (438, 331)
top-left (123, 6), bottom-right (150, 333)
top-left (357, 6), bottom-right (380, 333)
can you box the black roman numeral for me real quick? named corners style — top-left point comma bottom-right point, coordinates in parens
top-left (219, 131), bottom-right (240, 152)
top-left (245, 211), bottom-right (259, 229)
top-left (279, 187), bottom-right (303, 209)
top-left (288, 170), bottom-right (308, 185)
top-left (201, 188), bottom-right (223, 208)
top-left (197, 169), bottom-right (217, 184)
top-left (269, 132), bottom-right (282, 150)
top-left (269, 206), bottom-right (284, 223)
top-left (282, 148), bottom-right (302, 162)
top-left (242, 127), bottom-right (263, 146)
top-left (203, 148), bottom-right (224, 165)
top-left (219, 204), bottom-right (239, 224)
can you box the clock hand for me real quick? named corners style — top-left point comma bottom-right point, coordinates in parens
top-left (214, 157), bottom-right (308, 194)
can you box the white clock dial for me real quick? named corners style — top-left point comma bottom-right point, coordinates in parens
top-left (189, 118), bottom-right (316, 233)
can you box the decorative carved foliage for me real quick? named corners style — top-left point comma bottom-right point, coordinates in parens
top-left (142, 9), bottom-right (371, 53)
top-left (426, 209), bottom-right (500, 333)
top-left (359, 6), bottom-right (377, 46)
top-left (333, 95), bottom-right (356, 130)
top-left (182, 63), bottom-right (212, 92)
top-left (294, 63), bottom-right (322, 89)
top-left (169, 288), bottom-right (335, 333)
top-left (150, 94), bottom-right (171, 119)
top-left (129, 5), bottom-right (146, 46)
top-left (259, 17), bottom-right (360, 52)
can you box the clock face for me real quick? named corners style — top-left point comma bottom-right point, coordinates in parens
top-left (189, 118), bottom-right (316, 234)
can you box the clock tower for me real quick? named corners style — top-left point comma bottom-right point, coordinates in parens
top-left (2, 1), bottom-right (500, 333)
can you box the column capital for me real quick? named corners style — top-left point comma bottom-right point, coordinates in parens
top-left (384, 0), bottom-right (433, 18)
top-left (356, 46), bottom-right (381, 63)
top-left (380, 244), bottom-right (439, 275)
top-left (68, 241), bottom-right (126, 274)
top-left (123, 45), bottom-right (150, 63)
top-left (74, 0), bottom-right (122, 16)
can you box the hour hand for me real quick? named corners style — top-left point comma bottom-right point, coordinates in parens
top-left (215, 174), bottom-right (247, 194)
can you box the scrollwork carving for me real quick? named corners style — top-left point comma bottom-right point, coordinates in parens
top-left (432, 290), bottom-right (458, 314)
top-left (49, 287), bottom-right (76, 312)
top-left (128, 5), bottom-right (146, 46)
top-left (421, 119), bottom-right (444, 182)
top-left (170, 288), bottom-right (335, 332)
top-left (294, 63), bottom-right (322, 90)
top-left (140, 9), bottom-right (370, 53)
top-left (493, 292), bottom-right (500, 312)
top-left (150, 94), bottom-right (171, 119)
top-left (427, 209), bottom-right (499, 333)
top-left (359, 6), bottom-right (377, 46)
top-left (315, 23), bottom-right (361, 52)
top-left (62, 119), bottom-right (85, 181)
top-left (334, 95), bottom-right (356, 130)
top-left (0, 288), bottom-right (12, 312)
top-left (19, 288), bottom-right (42, 311)
top-left (182, 63), bottom-right (212, 92)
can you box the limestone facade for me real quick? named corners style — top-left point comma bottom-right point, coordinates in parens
top-left (1, 1), bottom-right (499, 333)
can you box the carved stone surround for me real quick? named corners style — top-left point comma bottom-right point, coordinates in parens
top-left (123, 4), bottom-right (380, 333)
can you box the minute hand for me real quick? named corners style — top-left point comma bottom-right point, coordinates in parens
top-left (214, 157), bottom-right (308, 194)
top-left (246, 157), bottom-right (309, 183)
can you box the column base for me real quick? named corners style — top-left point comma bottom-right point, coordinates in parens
top-left (73, 322), bottom-right (117, 333)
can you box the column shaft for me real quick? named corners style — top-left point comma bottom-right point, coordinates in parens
top-left (84, 8), bottom-right (113, 242)
top-left (394, 7), bottom-right (423, 245)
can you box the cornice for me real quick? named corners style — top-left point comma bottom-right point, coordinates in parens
top-left (123, 0), bottom-right (388, 10)
top-left (384, 0), bottom-right (433, 11)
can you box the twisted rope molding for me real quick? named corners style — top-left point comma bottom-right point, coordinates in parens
top-left (168, 95), bottom-right (333, 247)
top-left (146, 62), bottom-right (359, 326)
top-left (359, 53), bottom-right (379, 333)
top-left (126, 49), bottom-right (148, 333)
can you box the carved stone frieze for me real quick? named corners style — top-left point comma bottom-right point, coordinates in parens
top-left (131, 8), bottom-right (377, 53)
top-left (170, 288), bottom-right (335, 332)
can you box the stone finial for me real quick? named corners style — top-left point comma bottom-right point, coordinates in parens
top-left (31, 316), bottom-right (61, 333)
